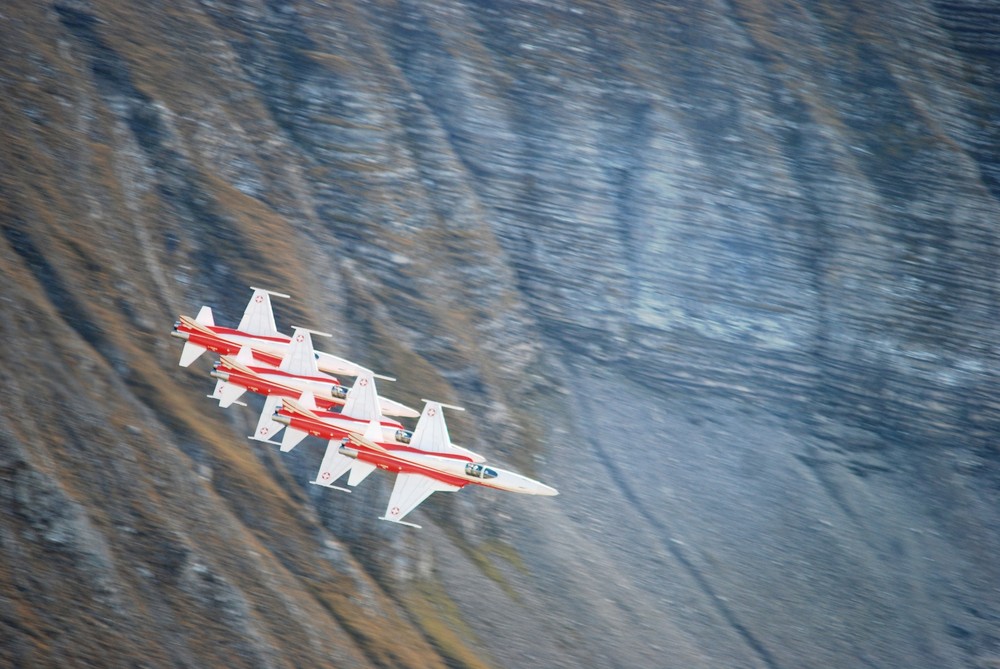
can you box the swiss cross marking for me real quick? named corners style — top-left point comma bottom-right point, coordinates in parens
top-left (321, 471), bottom-right (331, 481)
top-left (255, 295), bottom-right (264, 303)
top-left (391, 506), bottom-right (400, 516)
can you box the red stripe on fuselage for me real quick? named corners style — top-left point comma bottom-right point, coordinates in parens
top-left (279, 412), bottom-right (391, 441)
top-left (248, 366), bottom-right (340, 385)
top-left (220, 370), bottom-right (338, 409)
top-left (355, 450), bottom-right (470, 488)
top-left (312, 410), bottom-right (404, 430)
top-left (207, 325), bottom-right (290, 343)
top-left (182, 329), bottom-right (285, 367)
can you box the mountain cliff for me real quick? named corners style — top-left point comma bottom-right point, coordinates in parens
top-left (2, 1), bottom-right (998, 667)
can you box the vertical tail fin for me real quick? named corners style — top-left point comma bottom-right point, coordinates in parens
top-left (237, 287), bottom-right (287, 337)
top-left (279, 327), bottom-right (329, 377)
top-left (409, 401), bottom-right (461, 454)
top-left (341, 372), bottom-right (382, 421)
top-left (195, 305), bottom-right (215, 326)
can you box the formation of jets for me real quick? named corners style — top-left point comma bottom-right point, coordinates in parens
top-left (172, 288), bottom-right (557, 527)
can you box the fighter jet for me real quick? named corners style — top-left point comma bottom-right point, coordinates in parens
top-left (280, 398), bottom-right (556, 527)
top-left (170, 287), bottom-right (371, 378)
top-left (273, 372), bottom-right (481, 457)
top-left (209, 332), bottom-right (417, 442)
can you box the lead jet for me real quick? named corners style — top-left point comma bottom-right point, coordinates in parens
top-left (280, 398), bottom-right (556, 527)
top-left (171, 287), bottom-right (371, 378)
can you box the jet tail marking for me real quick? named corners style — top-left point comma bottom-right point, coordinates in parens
top-left (237, 288), bottom-right (284, 337)
top-left (341, 372), bottom-right (381, 422)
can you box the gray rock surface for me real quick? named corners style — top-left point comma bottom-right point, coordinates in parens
top-left (1, 1), bottom-right (998, 667)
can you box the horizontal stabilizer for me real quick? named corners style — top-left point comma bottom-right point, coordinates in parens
top-left (280, 426), bottom-right (309, 452)
top-left (348, 460), bottom-right (377, 487)
top-left (420, 399), bottom-right (464, 412)
top-left (179, 341), bottom-right (207, 367)
top-left (216, 381), bottom-right (247, 409)
top-left (379, 395), bottom-right (420, 419)
top-left (316, 351), bottom-right (372, 378)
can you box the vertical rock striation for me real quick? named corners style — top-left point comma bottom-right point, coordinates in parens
top-left (1, 1), bottom-right (997, 667)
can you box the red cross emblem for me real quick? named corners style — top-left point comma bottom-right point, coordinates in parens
top-left (255, 295), bottom-right (264, 303)
top-left (391, 506), bottom-right (400, 516)
top-left (321, 471), bottom-right (331, 480)
top-left (428, 407), bottom-right (436, 416)
top-left (259, 426), bottom-right (269, 436)
top-left (359, 377), bottom-right (368, 386)
top-left (295, 334), bottom-right (305, 342)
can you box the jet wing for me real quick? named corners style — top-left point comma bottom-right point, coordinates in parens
top-left (180, 341), bottom-right (208, 367)
top-left (380, 473), bottom-right (461, 527)
top-left (347, 460), bottom-right (377, 487)
top-left (250, 395), bottom-right (285, 444)
top-left (216, 381), bottom-right (247, 409)
top-left (312, 440), bottom-right (354, 490)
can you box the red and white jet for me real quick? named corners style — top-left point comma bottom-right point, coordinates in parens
top-left (171, 287), bottom-right (371, 378)
top-left (273, 371), bottom-right (480, 457)
top-left (278, 398), bottom-right (557, 527)
top-left (267, 381), bottom-right (413, 453)
top-left (209, 332), bottom-right (418, 443)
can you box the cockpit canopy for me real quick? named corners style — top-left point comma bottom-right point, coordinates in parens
top-left (330, 384), bottom-right (348, 400)
top-left (395, 429), bottom-right (413, 444)
top-left (465, 463), bottom-right (497, 479)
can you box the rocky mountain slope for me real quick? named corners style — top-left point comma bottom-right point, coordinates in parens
top-left (2, 1), bottom-right (998, 667)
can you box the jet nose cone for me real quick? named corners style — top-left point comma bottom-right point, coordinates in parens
top-left (536, 483), bottom-right (558, 496)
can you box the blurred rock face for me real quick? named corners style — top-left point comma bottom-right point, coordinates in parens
top-left (1, 1), bottom-right (998, 668)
